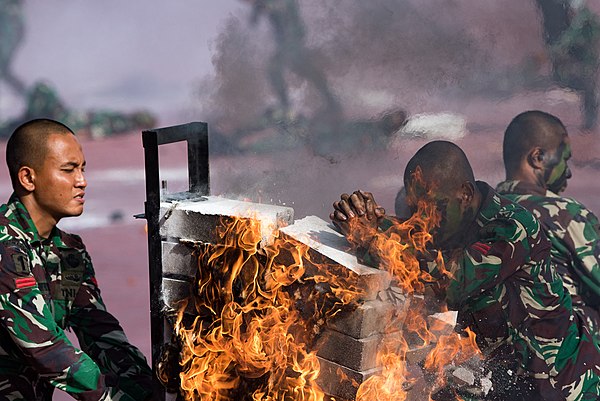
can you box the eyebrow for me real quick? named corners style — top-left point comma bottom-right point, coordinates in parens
top-left (61, 160), bottom-right (86, 168)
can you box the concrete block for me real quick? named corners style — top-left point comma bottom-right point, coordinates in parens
top-left (405, 343), bottom-right (435, 365)
top-left (427, 310), bottom-right (457, 338)
top-left (159, 196), bottom-right (294, 246)
top-left (327, 299), bottom-right (395, 339)
top-left (162, 277), bottom-right (194, 314)
top-left (280, 216), bottom-right (391, 301)
top-left (315, 329), bottom-right (382, 371)
top-left (162, 241), bottom-right (197, 277)
top-left (316, 357), bottom-right (379, 401)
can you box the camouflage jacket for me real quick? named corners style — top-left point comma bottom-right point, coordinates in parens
top-left (0, 195), bottom-right (152, 401)
top-left (444, 183), bottom-right (600, 400)
top-left (496, 180), bottom-right (600, 330)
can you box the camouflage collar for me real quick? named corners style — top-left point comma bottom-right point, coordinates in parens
top-left (5, 193), bottom-right (67, 248)
top-left (496, 180), bottom-right (546, 197)
top-left (474, 181), bottom-right (501, 227)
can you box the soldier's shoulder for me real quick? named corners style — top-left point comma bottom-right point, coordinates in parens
top-left (0, 216), bottom-right (31, 245)
top-left (56, 228), bottom-right (87, 251)
top-left (547, 194), bottom-right (593, 216)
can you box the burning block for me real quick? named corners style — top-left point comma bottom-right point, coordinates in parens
top-left (159, 195), bottom-right (294, 246)
top-left (327, 299), bottom-right (395, 339)
top-left (315, 329), bottom-right (382, 371)
top-left (279, 216), bottom-right (391, 301)
top-left (316, 357), bottom-right (379, 401)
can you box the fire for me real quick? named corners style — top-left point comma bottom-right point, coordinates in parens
top-left (168, 215), bottom-right (366, 401)
top-left (164, 172), bottom-right (482, 401)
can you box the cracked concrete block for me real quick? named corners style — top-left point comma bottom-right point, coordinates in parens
top-left (427, 310), bottom-right (457, 338)
top-left (280, 216), bottom-right (391, 301)
top-left (162, 277), bottom-right (194, 314)
top-left (162, 241), bottom-right (197, 277)
top-left (316, 357), bottom-right (379, 401)
top-left (159, 196), bottom-right (294, 246)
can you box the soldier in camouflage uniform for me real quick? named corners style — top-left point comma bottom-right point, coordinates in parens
top-left (0, 119), bottom-right (153, 400)
top-left (331, 141), bottom-right (600, 400)
top-left (496, 110), bottom-right (600, 335)
top-left (534, 0), bottom-right (600, 129)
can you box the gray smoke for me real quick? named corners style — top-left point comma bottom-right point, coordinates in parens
top-left (197, 0), bottom-right (550, 218)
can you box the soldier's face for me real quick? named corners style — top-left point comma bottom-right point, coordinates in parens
top-left (32, 133), bottom-right (87, 222)
top-left (543, 136), bottom-right (572, 194)
top-left (406, 183), bottom-right (466, 249)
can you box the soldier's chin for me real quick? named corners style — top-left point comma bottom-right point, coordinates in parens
top-left (550, 183), bottom-right (567, 194)
top-left (66, 207), bottom-right (85, 218)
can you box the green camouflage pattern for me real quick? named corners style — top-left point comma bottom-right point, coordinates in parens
top-left (497, 180), bottom-right (600, 333)
top-left (0, 194), bottom-right (152, 401)
top-left (444, 182), bottom-right (600, 400)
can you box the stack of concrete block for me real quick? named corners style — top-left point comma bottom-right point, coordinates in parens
top-left (281, 216), bottom-right (413, 401)
top-left (159, 195), bottom-right (294, 313)
top-left (158, 198), bottom-right (434, 401)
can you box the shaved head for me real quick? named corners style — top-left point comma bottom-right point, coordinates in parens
top-left (6, 119), bottom-right (75, 189)
top-left (503, 110), bottom-right (567, 176)
top-left (403, 141), bottom-right (479, 248)
top-left (404, 140), bottom-right (475, 193)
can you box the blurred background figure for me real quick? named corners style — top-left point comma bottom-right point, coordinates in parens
top-left (246, 0), bottom-right (341, 121)
top-left (535, 0), bottom-right (600, 129)
top-left (0, 0), bottom-right (27, 103)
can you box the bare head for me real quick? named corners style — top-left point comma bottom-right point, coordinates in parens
top-left (404, 141), bottom-right (480, 248)
top-left (503, 110), bottom-right (571, 193)
top-left (7, 119), bottom-right (75, 190)
top-left (6, 119), bottom-right (87, 237)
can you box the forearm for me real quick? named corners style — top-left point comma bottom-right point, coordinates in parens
top-left (71, 285), bottom-right (152, 400)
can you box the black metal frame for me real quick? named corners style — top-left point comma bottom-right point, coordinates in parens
top-left (142, 122), bottom-right (210, 400)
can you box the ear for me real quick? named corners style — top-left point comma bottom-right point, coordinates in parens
top-left (459, 181), bottom-right (475, 207)
top-left (527, 147), bottom-right (545, 169)
top-left (17, 166), bottom-right (36, 192)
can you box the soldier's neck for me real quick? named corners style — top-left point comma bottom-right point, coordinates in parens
top-left (506, 169), bottom-right (545, 192)
top-left (19, 195), bottom-right (58, 239)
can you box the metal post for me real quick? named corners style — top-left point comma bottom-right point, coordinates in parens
top-left (142, 122), bottom-right (209, 400)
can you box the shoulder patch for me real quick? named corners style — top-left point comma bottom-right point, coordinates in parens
top-left (0, 240), bottom-right (31, 276)
top-left (470, 242), bottom-right (491, 255)
top-left (11, 252), bottom-right (29, 275)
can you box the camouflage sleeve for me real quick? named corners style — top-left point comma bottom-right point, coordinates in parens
top-left (562, 204), bottom-right (600, 302)
top-left (445, 238), bottom-right (526, 309)
top-left (69, 251), bottom-right (153, 401)
top-left (0, 242), bottom-right (108, 401)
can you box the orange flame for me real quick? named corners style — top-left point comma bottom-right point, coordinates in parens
top-left (166, 170), bottom-right (482, 401)
top-left (170, 216), bottom-right (368, 401)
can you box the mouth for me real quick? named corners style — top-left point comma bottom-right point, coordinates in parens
top-left (74, 193), bottom-right (85, 203)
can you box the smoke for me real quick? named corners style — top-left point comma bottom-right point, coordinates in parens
top-left (197, 0), bottom-right (553, 218)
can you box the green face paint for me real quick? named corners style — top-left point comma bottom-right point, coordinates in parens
top-left (545, 140), bottom-right (572, 194)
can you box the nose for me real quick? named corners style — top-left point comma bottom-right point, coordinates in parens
top-left (565, 166), bottom-right (572, 180)
top-left (76, 169), bottom-right (87, 189)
